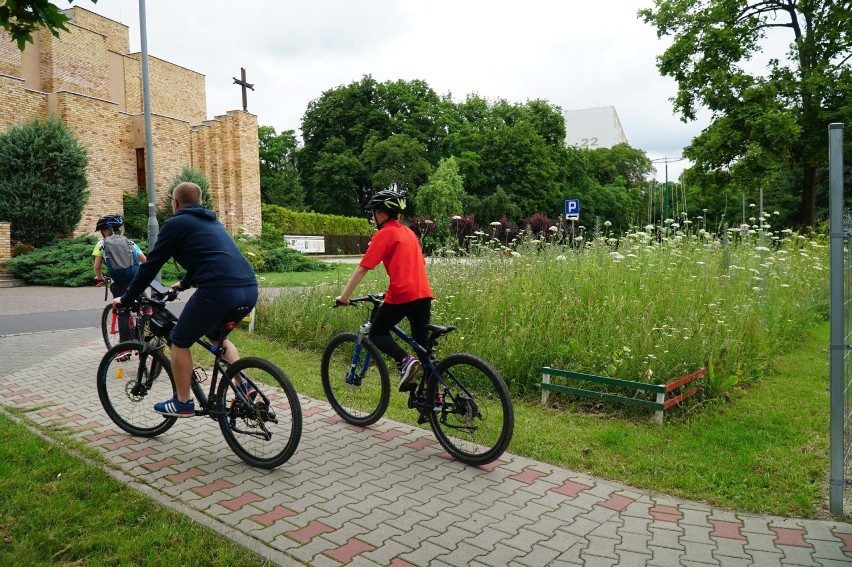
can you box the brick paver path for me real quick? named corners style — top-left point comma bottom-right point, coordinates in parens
top-left (1, 323), bottom-right (850, 566)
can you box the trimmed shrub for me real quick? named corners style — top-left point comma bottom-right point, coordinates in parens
top-left (0, 117), bottom-right (88, 247)
top-left (263, 247), bottom-right (332, 272)
top-left (160, 167), bottom-right (214, 224)
top-left (4, 236), bottom-right (98, 286)
top-left (262, 204), bottom-right (371, 237)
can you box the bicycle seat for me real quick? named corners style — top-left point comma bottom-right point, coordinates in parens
top-left (425, 324), bottom-right (456, 340)
top-left (222, 306), bottom-right (254, 330)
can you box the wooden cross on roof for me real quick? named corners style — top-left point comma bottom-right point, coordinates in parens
top-left (232, 67), bottom-right (254, 112)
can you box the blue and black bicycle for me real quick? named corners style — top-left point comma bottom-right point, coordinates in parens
top-left (321, 293), bottom-right (514, 466)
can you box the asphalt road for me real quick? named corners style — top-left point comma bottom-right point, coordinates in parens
top-left (0, 285), bottom-right (188, 336)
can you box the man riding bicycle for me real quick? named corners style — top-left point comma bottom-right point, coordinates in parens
top-left (114, 182), bottom-right (258, 417)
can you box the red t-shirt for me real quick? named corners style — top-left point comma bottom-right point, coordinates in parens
top-left (360, 219), bottom-right (433, 304)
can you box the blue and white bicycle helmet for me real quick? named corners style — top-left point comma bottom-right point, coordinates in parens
top-left (95, 214), bottom-right (123, 233)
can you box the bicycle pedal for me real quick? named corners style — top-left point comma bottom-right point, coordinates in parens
top-left (417, 412), bottom-right (429, 425)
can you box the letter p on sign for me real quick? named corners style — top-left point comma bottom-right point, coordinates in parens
top-left (565, 199), bottom-right (580, 220)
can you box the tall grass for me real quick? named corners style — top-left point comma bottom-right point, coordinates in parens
top-left (257, 224), bottom-right (828, 398)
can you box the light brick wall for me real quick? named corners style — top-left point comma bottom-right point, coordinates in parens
top-left (0, 8), bottom-right (262, 242)
top-left (123, 54), bottom-right (206, 124)
top-left (0, 75), bottom-right (47, 132)
top-left (0, 223), bottom-right (10, 262)
top-left (0, 38), bottom-right (20, 77)
top-left (39, 25), bottom-right (110, 100)
top-left (53, 92), bottom-right (137, 235)
top-left (149, 114), bottom-right (193, 205)
top-left (191, 111), bottom-right (261, 235)
top-left (65, 7), bottom-right (129, 54)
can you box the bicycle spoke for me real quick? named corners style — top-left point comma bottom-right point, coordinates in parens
top-left (97, 341), bottom-right (176, 437)
top-left (427, 354), bottom-right (514, 465)
top-left (218, 357), bottom-right (301, 469)
top-left (321, 333), bottom-right (390, 426)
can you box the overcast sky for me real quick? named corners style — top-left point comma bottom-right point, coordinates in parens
top-left (76, 0), bottom-right (714, 182)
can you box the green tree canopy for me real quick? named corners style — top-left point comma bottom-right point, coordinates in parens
top-left (361, 133), bottom-right (431, 201)
top-left (258, 125), bottom-right (305, 209)
top-left (0, 117), bottom-right (88, 246)
top-left (0, 0), bottom-right (97, 50)
top-left (415, 156), bottom-right (464, 221)
top-left (640, 0), bottom-right (852, 227)
top-left (300, 75), bottom-right (447, 216)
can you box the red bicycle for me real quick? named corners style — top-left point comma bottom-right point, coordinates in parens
top-left (98, 276), bottom-right (143, 349)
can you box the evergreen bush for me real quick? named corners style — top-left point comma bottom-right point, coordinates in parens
top-left (0, 117), bottom-right (88, 247)
top-left (122, 191), bottom-right (150, 241)
top-left (263, 247), bottom-right (331, 272)
top-left (4, 236), bottom-right (98, 286)
top-left (160, 167), bottom-right (214, 224)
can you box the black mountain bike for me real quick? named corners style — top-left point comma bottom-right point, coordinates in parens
top-left (321, 293), bottom-right (514, 466)
top-left (97, 282), bottom-right (302, 469)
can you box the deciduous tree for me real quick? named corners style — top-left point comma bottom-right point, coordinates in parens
top-left (258, 125), bottom-right (304, 209)
top-left (640, 0), bottom-right (852, 227)
top-left (0, 0), bottom-right (98, 50)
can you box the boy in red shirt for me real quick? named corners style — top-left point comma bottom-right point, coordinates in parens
top-left (336, 190), bottom-right (433, 391)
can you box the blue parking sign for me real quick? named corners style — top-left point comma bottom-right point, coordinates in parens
top-left (565, 199), bottom-right (580, 218)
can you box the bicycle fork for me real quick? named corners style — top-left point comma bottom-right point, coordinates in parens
top-left (347, 322), bottom-right (373, 385)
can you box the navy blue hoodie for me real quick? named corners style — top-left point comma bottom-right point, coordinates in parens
top-left (121, 205), bottom-right (256, 304)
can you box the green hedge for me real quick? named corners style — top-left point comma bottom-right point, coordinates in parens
top-left (261, 204), bottom-right (371, 236)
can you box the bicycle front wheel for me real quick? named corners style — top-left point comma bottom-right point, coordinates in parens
top-left (321, 332), bottom-right (390, 426)
top-left (96, 341), bottom-right (177, 437)
top-left (101, 304), bottom-right (120, 349)
top-left (426, 353), bottom-right (514, 466)
top-left (101, 305), bottom-right (142, 349)
top-left (218, 357), bottom-right (302, 469)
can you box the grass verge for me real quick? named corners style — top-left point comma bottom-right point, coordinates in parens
top-left (0, 411), bottom-right (275, 566)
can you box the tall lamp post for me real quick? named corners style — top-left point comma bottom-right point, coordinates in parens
top-left (652, 157), bottom-right (682, 221)
top-left (139, 0), bottom-right (158, 263)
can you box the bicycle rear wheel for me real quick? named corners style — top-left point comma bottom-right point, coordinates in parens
top-left (96, 341), bottom-right (177, 437)
top-left (426, 353), bottom-right (514, 466)
top-left (217, 357), bottom-right (302, 469)
top-left (321, 332), bottom-right (390, 426)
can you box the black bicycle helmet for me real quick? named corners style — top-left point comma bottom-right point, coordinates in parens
top-left (365, 190), bottom-right (406, 213)
top-left (95, 214), bottom-right (123, 232)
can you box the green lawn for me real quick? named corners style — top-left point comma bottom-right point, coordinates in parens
top-left (0, 412), bottom-right (276, 566)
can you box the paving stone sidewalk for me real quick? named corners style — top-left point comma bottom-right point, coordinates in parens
top-left (1, 287), bottom-right (850, 566)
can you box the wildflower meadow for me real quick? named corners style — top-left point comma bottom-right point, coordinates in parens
top-left (256, 218), bottom-right (828, 404)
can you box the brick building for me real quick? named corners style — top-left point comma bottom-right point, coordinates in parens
top-left (0, 6), bottom-right (261, 240)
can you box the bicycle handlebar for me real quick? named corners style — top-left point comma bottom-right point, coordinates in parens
top-left (334, 293), bottom-right (385, 308)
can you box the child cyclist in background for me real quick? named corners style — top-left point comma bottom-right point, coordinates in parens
top-left (93, 214), bottom-right (146, 343)
top-left (335, 189), bottom-right (433, 392)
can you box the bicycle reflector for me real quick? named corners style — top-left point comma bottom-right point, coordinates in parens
top-left (225, 321), bottom-right (238, 330)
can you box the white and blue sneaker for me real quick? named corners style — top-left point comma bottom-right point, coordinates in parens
top-left (397, 355), bottom-right (421, 392)
top-left (153, 396), bottom-right (195, 417)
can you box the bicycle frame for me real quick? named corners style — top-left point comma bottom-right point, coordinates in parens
top-left (136, 290), bottom-right (258, 422)
top-left (347, 296), bottom-right (467, 419)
